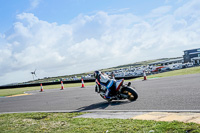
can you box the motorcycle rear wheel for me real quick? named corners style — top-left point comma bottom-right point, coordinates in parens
top-left (122, 87), bottom-right (138, 101)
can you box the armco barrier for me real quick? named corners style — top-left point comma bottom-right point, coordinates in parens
top-left (0, 76), bottom-right (140, 89)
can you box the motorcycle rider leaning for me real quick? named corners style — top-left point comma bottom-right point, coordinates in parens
top-left (94, 71), bottom-right (119, 100)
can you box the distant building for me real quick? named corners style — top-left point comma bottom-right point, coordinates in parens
top-left (148, 58), bottom-right (183, 66)
top-left (183, 48), bottom-right (200, 64)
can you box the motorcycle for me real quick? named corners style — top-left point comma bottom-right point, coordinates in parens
top-left (95, 79), bottom-right (138, 102)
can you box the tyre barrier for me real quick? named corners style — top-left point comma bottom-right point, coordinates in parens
top-left (0, 76), bottom-right (140, 89)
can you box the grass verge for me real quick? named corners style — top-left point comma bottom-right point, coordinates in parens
top-left (0, 82), bottom-right (95, 97)
top-left (0, 112), bottom-right (199, 133)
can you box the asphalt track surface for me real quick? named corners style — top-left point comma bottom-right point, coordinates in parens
top-left (0, 73), bottom-right (200, 113)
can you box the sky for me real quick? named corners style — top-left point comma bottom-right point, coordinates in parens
top-left (0, 0), bottom-right (200, 85)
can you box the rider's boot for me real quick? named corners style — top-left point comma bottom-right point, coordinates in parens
top-left (104, 90), bottom-right (112, 100)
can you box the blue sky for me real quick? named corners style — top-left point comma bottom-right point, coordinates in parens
top-left (0, 0), bottom-right (182, 32)
top-left (0, 0), bottom-right (200, 85)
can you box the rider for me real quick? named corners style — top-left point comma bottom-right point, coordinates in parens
top-left (94, 71), bottom-right (123, 100)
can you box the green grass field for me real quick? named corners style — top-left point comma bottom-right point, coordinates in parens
top-left (0, 66), bottom-right (200, 97)
top-left (0, 82), bottom-right (95, 97)
top-left (0, 112), bottom-right (199, 133)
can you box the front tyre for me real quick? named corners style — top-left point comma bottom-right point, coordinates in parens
top-left (122, 87), bottom-right (138, 101)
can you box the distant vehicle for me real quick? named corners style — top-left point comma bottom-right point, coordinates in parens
top-left (133, 69), bottom-right (144, 76)
top-left (125, 72), bottom-right (136, 76)
top-left (151, 66), bottom-right (165, 72)
top-left (114, 72), bottom-right (125, 77)
top-left (54, 79), bottom-right (60, 82)
top-left (82, 75), bottom-right (92, 79)
top-left (160, 67), bottom-right (171, 72)
top-left (105, 72), bottom-right (112, 75)
top-left (168, 63), bottom-right (182, 70)
top-left (186, 62), bottom-right (194, 67)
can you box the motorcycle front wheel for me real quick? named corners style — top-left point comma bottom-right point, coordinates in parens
top-left (122, 87), bottom-right (138, 101)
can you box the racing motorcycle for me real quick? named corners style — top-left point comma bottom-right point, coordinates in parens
top-left (95, 79), bottom-right (138, 102)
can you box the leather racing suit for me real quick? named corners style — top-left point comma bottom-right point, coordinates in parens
top-left (94, 71), bottom-right (116, 99)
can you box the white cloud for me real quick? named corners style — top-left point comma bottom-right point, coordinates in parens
top-left (29, 0), bottom-right (41, 10)
top-left (175, 0), bottom-right (200, 18)
top-left (148, 6), bottom-right (172, 18)
top-left (1, 0), bottom-right (200, 85)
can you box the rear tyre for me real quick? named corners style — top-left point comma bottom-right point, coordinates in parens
top-left (122, 87), bottom-right (138, 101)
